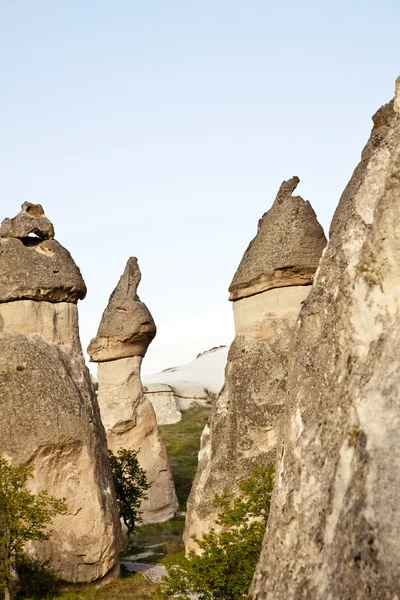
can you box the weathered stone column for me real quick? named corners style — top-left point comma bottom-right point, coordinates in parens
top-left (250, 85), bottom-right (400, 599)
top-left (183, 178), bottom-right (326, 550)
top-left (88, 258), bottom-right (178, 524)
top-left (0, 203), bottom-right (121, 583)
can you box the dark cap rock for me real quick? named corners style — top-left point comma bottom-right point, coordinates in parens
top-left (229, 177), bottom-right (327, 301)
top-left (0, 202), bottom-right (55, 240)
top-left (0, 205), bottom-right (86, 303)
top-left (88, 257), bottom-right (156, 362)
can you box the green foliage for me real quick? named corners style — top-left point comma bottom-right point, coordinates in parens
top-left (15, 553), bottom-right (57, 598)
top-left (155, 464), bottom-right (275, 600)
top-left (108, 448), bottom-right (150, 544)
top-left (159, 407), bottom-right (211, 509)
top-left (29, 569), bottom-right (155, 600)
top-left (0, 458), bottom-right (66, 599)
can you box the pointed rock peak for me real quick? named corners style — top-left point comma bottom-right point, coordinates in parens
top-left (111, 256), bottom-right (141, 304)
top-left (229, 177), bottom-right (327, 301)
top-left (273, 175), bottom-right (300, 206)
top-left (0, 202), bottom-right (55, 240)
top-left (88, 257), bottom-right (156, 362)
top-left (0, 205), bottom-right (86, 303)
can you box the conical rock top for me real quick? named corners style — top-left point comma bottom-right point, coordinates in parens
top-left (229, 177), bottom-right (327, 301)
top-left (0, 204), bottom-right (86, 303)
top-left (88, 257), bottom-right (156, 362)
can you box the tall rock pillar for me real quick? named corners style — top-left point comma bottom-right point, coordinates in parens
top-left (88, 258), bottom-right (178, 524)
top-left (183, 178), bottom-right (326, 550)
top-left (250, 86), bottom-right (400, 599)
top-left (0, 203), bottom-right (121, 583)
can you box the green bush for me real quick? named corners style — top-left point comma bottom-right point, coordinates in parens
top-left (15, 553), bottom-right (58, 598)
top-left (108, 448), bottom-right (150, 549)
top-left (155, 464), bottom-right (274, 600)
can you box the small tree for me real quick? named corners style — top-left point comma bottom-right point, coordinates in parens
top-left (155, 464), bottom-right (275, 600)
top-left (0, 459), bottom-right (66, 600)
top-left (108, 448), bottom-right (150, 550)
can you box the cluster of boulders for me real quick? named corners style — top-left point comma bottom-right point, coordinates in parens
top-left (0, 203), bottom-right (177, 582)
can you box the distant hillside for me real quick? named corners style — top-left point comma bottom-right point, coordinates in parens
top-left (143, 346), bottom-right (228, 424)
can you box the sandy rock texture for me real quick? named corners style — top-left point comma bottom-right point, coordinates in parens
top-left (88, 257), bottom-right (156, 362)
top-left (184, 179), bottom-right (326, 551)
top-left (229, 177), bottom-right (326, 301)
top-left (250, 90), bottom-right (400, 598)
top-left (89, 258), bottom-right (178, 524)
top-left (143, 383), bottom-right (182, 425)
top-left (0, 205), bottom-right (121, 583)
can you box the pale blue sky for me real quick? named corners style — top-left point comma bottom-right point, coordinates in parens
top-left (1, 1), bottom-right (399, 373)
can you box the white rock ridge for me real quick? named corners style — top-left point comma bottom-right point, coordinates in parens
top-left (143, 346), bottom-right (228, 425)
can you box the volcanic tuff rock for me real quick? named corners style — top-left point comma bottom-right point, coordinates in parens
top-left (0, 202), bottom-right (54, 239)
top-left (0, 203), bottom-right (86, 303)
top-left (184, 179), bottom-right (326, 550)
top-left (229, 177), bottom-right (326, 301)
top-left (88, 257), bottom-right (156, 362)
top-left (89, 259), bottom-right (178, 524)
top-left (143, 346), bottom-right (228, 425)
top-left (250, 87), bottom-right (400, 598)
top-left (0, 206), bottom-right (121, 583)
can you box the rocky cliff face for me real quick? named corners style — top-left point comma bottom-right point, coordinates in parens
top-left (89, 258), bottom-right (178, 524)
top-left (250, 88), bottom-right (400, 598)
top-left (183, 178), bottom-right (326, 551)
top-left (0, 204), bottom-right (121, 583)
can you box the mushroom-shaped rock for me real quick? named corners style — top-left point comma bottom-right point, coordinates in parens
top-left (184, 180), bottom-right (327, 552)
top-left (0, 202), bottom-right (55, 240)
top-left (88, 258), bottom-right (156, 362)
top-left (0, 205), bottom-right (86, 303)
top-left (229, 177), bottom-right (327, 301)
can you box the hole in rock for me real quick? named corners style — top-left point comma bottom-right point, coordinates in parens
top-left (20, 237), bottom-right (43, 247)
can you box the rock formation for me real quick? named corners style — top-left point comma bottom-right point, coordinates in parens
top-left (183, 178), bottom-right (326, 550)
top-left (0, 204), bottom-right (121, 583)
top-left (88, 258), bottom-right (178, 523)
top-left (250, 85), bottom-right (400, 598)
top-left (143, 346), bottom-right (228, 425)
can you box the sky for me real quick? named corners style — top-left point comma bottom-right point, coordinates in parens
top-left (0, 1), bottom-right (399, 375)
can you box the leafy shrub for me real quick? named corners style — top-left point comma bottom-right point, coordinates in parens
top-left (155, 464), bottom-right (274, 600)
top-left (16, 553), bottom-right (58, 598)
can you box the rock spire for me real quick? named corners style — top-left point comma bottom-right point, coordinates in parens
top-left (184, 178), bottom-right (326, 550)
top-left (0, 204), bottom-right (121, 583)
top-left (250, 83), bottom-right (400, 599)
top-left (89, 258), bottom-right (178, 524)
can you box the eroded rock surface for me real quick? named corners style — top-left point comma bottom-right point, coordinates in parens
top-left (229, 177), bottom-right (326, 301)
top-left (0, 202), bottom-right (54, 240)
top-left (88, 257), bottom-right (156, 362)
top-left (0, 237), bottom-right (86, 303)
top-left (250, 90), bottom-right (400, 598)
top-left (0, 206), bottom-right (121, 583)
top-left (89, 258), bottom-right (178, 524)
top-left (184, 179), bottom-right (326, 550)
